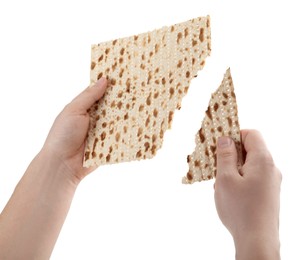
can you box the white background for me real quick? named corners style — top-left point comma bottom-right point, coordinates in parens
top-left (0, 0), bottom-right (302, 259)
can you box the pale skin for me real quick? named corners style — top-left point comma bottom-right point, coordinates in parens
top-left (215, 132), bottom-right (282, 259)
top-left (0, 77), bottom-right (281, 259)
top-left (0, 78), bottom-right (107, 259)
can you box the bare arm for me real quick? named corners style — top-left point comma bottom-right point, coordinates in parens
top-left (215, 130), bottom-right (282, 260)
top-left (0, 78), bottom-right (107, 259)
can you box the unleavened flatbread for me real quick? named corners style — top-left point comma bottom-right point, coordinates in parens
top-left (183, 68), bottom-right (243, 183)
top-left (84, 16), bottom-right (211, 167)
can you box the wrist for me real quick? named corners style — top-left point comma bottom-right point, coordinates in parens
top-left (36, 147), bottom-right (81, 188)
top-left (234, 230), bottom-right (280, 260)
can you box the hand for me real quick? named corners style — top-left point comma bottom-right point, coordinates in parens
top-left (214, 130), bottom-right (282, 259)
top-left (0, 78), bottom-right (108, 259)
top-left (43, 78), bottom-right (107, 183)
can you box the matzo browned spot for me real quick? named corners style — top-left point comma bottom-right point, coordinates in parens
top-left (84, 15), bottom-right (211, 167)
top-left (183, 68), bottom-right (243, 184)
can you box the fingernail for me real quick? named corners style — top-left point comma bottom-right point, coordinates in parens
top-left (217, 137), bottom-right (232, 148)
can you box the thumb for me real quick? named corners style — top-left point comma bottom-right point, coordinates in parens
top-left (69, 77), bottom-right (108, 113)
top-left (216, 137), bottom-right (239, 178)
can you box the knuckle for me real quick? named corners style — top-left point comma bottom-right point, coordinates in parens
top-left (276, 168), bottom-right (283, 182)
top-left (218, 149), bottom-right (234, 159)
top-left (250, 129), bottom-right (261, 136)
top-left (63, 103), bottom-right (71, 111)
top-left (62, 103), bottom-right (73, 114)
top-left (256, 150), bottom-right (274, 166)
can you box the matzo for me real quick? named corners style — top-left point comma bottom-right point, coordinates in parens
top-left (84, 16), bottom-right (211, 167)
top-left (183, 68), bottom-right (243, 184)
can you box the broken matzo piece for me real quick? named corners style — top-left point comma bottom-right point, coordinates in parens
top-left (183, 68), bottom-right (243, 184)
top-left (84, 16), bottom-right (211, 167)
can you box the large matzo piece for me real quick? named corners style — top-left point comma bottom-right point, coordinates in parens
top-left (84, 16), bottom-right (211, 167)
top-left (183, 68), bottom-right (243, 184)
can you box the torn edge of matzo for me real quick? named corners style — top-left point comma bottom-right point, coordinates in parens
top-left (183, 68), bottom-right (243, 184)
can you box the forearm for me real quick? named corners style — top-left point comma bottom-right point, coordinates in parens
top-left (234, 231), bottom-right (280, 260)
top-left (0, 149), bottom-right (79, 259)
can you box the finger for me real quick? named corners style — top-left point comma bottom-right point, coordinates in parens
top-left (241, 129), bottom-right (272, 162)
top-left (241, 130), bottom-right (275, 178)
top-left (69, 78), bottom-right (108, 113)
top-left (216, 136), bottom-right (240, 179)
